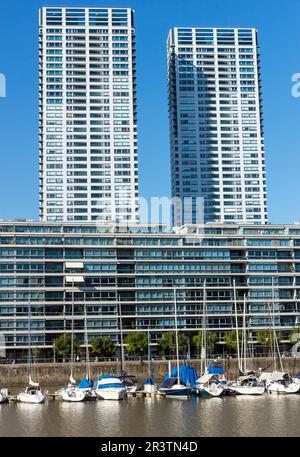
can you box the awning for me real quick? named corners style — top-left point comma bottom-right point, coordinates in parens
top-left (196, 373), bottom-right (215, 385)
top-left (65, 275), bottom-right (84, 284)
top-left (65, 261), bottom-right (84, 269)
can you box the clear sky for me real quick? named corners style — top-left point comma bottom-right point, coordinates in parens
top-left (0, 0), bottom-right (299, 223)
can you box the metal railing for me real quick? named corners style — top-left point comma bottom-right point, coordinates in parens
top-left (0, 351), bottom-right (296, 365)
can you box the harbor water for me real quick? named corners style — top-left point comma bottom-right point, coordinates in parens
top-left (0, 393), bottom-right (299, 437)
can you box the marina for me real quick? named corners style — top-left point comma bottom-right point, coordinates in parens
top-left (1, 357), bottom-right (300, 403)
top-left (0, 392), bottom-right (300, 437)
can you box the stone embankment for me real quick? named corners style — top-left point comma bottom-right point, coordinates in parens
top-left (0, 357), bottom-right (299, 386)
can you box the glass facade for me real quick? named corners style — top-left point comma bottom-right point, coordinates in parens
top-left (0, 222), bottom-right (298, 356)
top-left (39, 7), bottom-right (138, 223)
top-left (168, 28), bottom-right (268, 225)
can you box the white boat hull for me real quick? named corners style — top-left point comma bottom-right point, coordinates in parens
top-left (17, 392), bottom-right (46, 404)
top-left (96, 388), bottom-right (126, 400)
top-left (0, 391), bottom-right (7, 403)
top-left (267, 382), bottom-right (300, 394)
top-left (234, 385), bottom-right (265, 395)
top-left (196, 385), bottom-right (224, 398)
top-left (61, 388), bottom-right (87, 402)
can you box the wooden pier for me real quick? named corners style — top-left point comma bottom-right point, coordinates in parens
top-left (133, 391), bottom-right (165, 398)
top-left (3, 390), bottom-right (165, 403)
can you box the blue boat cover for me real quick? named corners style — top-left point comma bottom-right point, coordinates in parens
top-left (144, 376), bottom-right (154, 385)
top-left (163, 363), bottom-right (198, 388)
top-left (77, 378), bottom-right (92, 389)
top-left (162, 376), bottom-right (177, 388)
top-left (92, 374), bottom-right (125, 389)
top-left (207, 362), bottom-right (225, 376)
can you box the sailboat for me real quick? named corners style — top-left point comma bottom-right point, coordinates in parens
top-left (93, 298), bottom-right (127, 400)
top-left (60, 281), bottom-right (86, 402)
top-left (229, 294), bottom-right (265, 395)
top-left (261, 280), bottom-right (299, 394)
top-left (159, 289), bottom-right (189, 399)
top-left (141, 327), bottom-right (158, 394)
top-left (118, 299), bottom-right (136, 394)
top-left (265, 371), bottom-right (300, 394)
top-left (76, 306), bottom-right (92, 394)
top-left (196, 281), bottom-right (224, 398)
top-left (17, 296), bottom-right (46, 404)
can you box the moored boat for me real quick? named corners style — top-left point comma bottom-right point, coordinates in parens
top-left (17, 383), bottom-right (46, 404)
top-left (195, 373), bottom-right (224, 398)
top-left (93, 374), bottom-right (127, 400)
top-left (60, 381), bottom-right (87, 402)
top-left (158, 289), bottom-right (192, 400)
top-left (265, 371), bottom-right (300, 394)
top-left (229, 373), bottom-right (265, 395)
top-left (17, 298), bottom-right (46, 404)
top-left (60, 276), bottom-right (87, 402)
top-left (159, 377), bottom-right (189, 399)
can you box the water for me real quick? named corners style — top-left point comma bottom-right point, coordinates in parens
top-left (0, 394), bottom-right (300, 437)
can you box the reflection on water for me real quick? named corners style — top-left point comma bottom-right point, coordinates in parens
top-left (0, 395), bottom-right (300, 437)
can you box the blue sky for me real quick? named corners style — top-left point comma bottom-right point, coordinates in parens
top-left (0, 0), bottom-right (299, 223)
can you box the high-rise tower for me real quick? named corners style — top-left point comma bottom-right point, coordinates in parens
top-left (168, 27), bottom-right (268, 225)
top-left (39, 7), bottom-right (138, 222)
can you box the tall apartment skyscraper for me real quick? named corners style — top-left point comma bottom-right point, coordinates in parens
top-left (168, 27), bottom-right (268, 225)
top-left (39, 7), bottom-right (138, 222)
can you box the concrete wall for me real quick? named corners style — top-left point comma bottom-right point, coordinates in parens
top-left (1, 358), bottom-right (299, 387)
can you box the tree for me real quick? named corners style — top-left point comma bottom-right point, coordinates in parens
top-left (90, 336), bottom-right (116, 357)
top-left (192, 331), bottom-right (218, 353)
top-left (125, 332), bottom-right (148, 355)
top-left (32, 348), bottom-right (42, 359)
top-left (158, 332), bottom-right (188, 355)
top-left (256, 330), bottom-right (270, 346)
top-left (53, 334), bottom-right (80, 358)
top-left (289, 327), bottom-right (300, 344)
top-left (224, 330), bottom-right (242, 353)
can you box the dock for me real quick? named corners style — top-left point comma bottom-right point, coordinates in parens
top-left (133, 391), bottom-right (165, 398)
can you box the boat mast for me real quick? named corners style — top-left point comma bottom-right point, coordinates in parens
top-left (242, 294), bottom-right (247, 373)
top-left (148, 327), bottom-right (151, 379)
top-left (267, 300), bottom-right (275, 370)
top-left (28, 293), bottom-right (32, 383)
top-left (70, 279), bottom-right (74, 382)
top-left (118, 295), bottom-right (125, 374)
top-left (201, 280), bottom-right (207, 374)
top-left (84, 305), bottom-right (91, 380)
top-left (233, 279), bottom-right (241, 372)
top-left (148, 326), bottom-right (154, 381)
top-left (271, 277), bottom-right (283, 372)
top-left (173, 288), bottom-right (180, 385)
